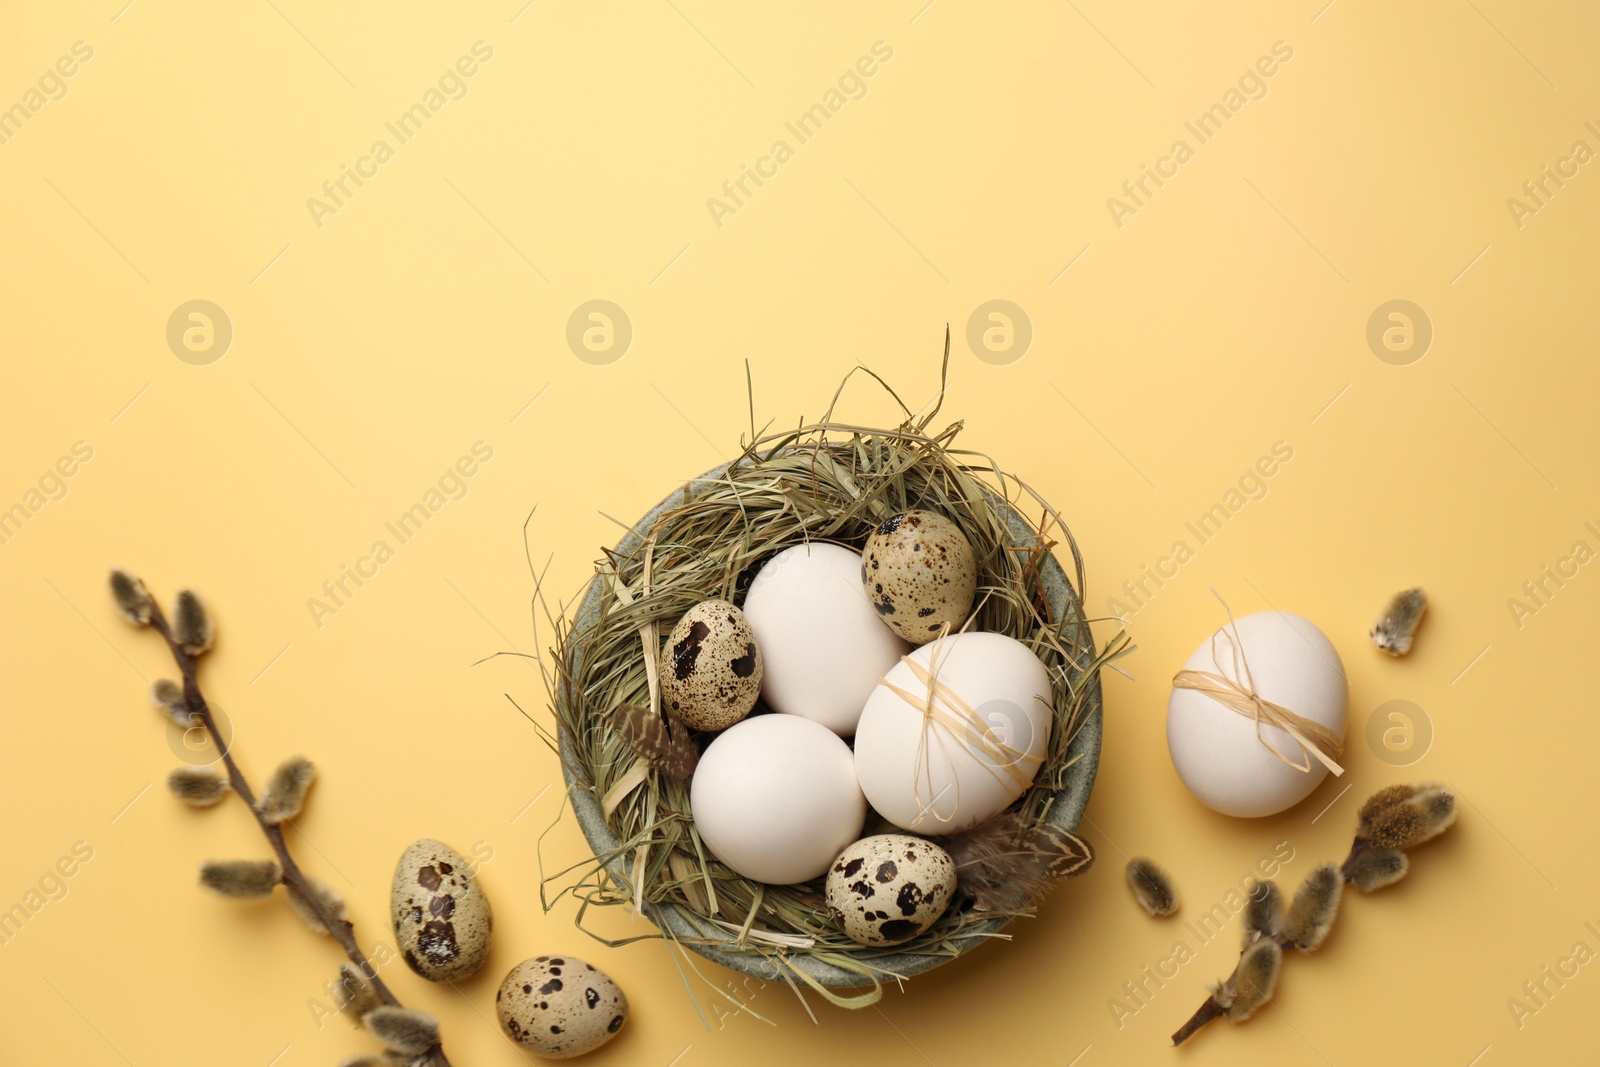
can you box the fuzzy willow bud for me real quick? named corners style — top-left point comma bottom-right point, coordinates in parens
top-left (363, 1006), bottom-right (441, 1055)
top-left (110, 569), bottom-right (154, 625)
top-left (1357, 783), bottom-right (1416, 822)
top-left (1284, 863), bottom-right (1343, 952)
top-left (199, 859), bottom-right (281, 899)
top-left (1242, 880), bottom-right (1282, 944)
top-left (258, 756), bottom-right (316, 825)
top-left (286, 878), bottom-right (346, 934)
top-left (167, 767), bottom-right (229, 807)
top-left (1346, 847), bottom-right (1409, 891)
top-left (1218, 938), bottom-right (1282, 1021)
top-left (150, 679), bottom-right (195, 726)
top-left (1361, 785), bottom-right (1456, 851)
top-left (335, 963), bottom-right (383, 1021)
top-left (1126, 857), bottom-right (1179, 917)
top-left (173, 589), bottom-right (215, 655)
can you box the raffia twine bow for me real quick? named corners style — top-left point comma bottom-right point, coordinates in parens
top-left (879, 628), bottom-right (1041, 828)
top-left (1171, 592), bottom-right (1345, 777)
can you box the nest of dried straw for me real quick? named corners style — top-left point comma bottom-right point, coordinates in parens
top-left (533, 368), bottom-right (1127, 1013)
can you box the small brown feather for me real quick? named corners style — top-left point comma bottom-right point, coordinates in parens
top-left (615, 703), bottom-right (698, 781)
top-left (940, 810), bottom-right (1093, 912)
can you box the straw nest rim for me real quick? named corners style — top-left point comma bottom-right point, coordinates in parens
top-left (533, 365), bottom-right (1128, 1012)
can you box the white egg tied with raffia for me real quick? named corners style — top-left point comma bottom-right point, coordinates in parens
top-left (1166, 611), bottom-right (1348, 818)
top-left (853, 632), bottom-right (1053, 835)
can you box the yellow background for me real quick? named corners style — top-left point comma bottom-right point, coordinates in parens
top-left (3, 1), bottom-right (1596, 1064)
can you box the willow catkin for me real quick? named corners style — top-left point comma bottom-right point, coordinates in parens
top-left (1284, 863), bottom-right (1343, 952)
top-left (1126, 857), bottom-right (1180, 917)
top-left (335, 963), bottom-right (383, 1021)
top-left (1347, 847), bottom-right (1409, 892)
top-left (167, 767), bottom-right (229, 807)
top-left (1371, 587), bottom-right (1427, 656)
top-left (363, 1006), bottom-right (441, 1055)
top-left (173, 589), bottom-right (214, 655)
top-left (1219, 938), bottom-right (1282, 1021)
top-left (258, 756), bottom-right (316, 825)
top-left (110, 569), bottom-right (153, 625)
top-left (1361, 785), bottom-right (1456, 851)
top-left (1242, 880), bottom-right (1282, 943)
top-left (150, 679), bottom-right (194, 726)
top-left (199, 859), bottom-right (281, 899)
top-left (285, 878), bottom-right (346, 934)
top-left (1357, 783), bottom-right (1417, 826)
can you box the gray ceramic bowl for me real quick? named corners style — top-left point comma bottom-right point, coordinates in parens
top-left (559, 461), bottom-right (1103, 987)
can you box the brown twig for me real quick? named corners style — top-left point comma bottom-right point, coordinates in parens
top-left (141, 594), bottom-right (453, 1067)
top-left (1170, 997), bottom-right (1226, 1045)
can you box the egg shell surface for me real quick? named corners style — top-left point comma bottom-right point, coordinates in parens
top-left (825, 834), bottom-right (956, 945)
top-left (741, 542), bottom-right (910, 735)
top-left (657, 599), bottom-right (762, 731)
top-left (496, 955), bottom-right (627, 1058)
top-left (391, 838), bottom-right (493, 982)
top-left (854, 631), bottom-right (1053, 835)
top-left (862, 510), bottom-right (979, 644)
top-left (689, 714), bottom-right (867, 884)
top-left (1166, 611), bottom-right (1348, 818)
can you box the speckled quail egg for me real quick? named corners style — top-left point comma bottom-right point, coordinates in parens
top-left (658, 599), bottom-right (762, 731)
top-left (391, 839), bottom-right (492, 981)
top-left (861, 511), bottom-right (978, 644)
top-left (497, 955), bottom-right (628, 1058)
top-left (825, 834), bottom-right (956, 946)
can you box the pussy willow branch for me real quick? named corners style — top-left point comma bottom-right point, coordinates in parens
top-left (1169, 929), bottom-right (1292, 1046)
top-left (1170, 836), bottom-right (1372, 1047)
top-left (143, 598), bottom-right (453, 1067)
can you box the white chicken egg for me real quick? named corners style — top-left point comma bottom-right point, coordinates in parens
top-left (1166, 611), bottom-right (1348, 818)
top-left (689, 714), bottom-right (867, 884)
top-left (741, 542), bottom-right (910, 735)
top-left (853, 631), bottom-right (1053, 835)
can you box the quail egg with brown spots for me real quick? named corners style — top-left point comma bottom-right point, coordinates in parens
top-left (826, 834), bottom-right (956, 946)
top-left (861, 510), bottom-right (978, 644)
top-left (497, 955), bottom-right (628, 1058)
top-left (658, 599), bottom-right (763, 731)
top-left (391, 839), bottom-right (492, 981)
